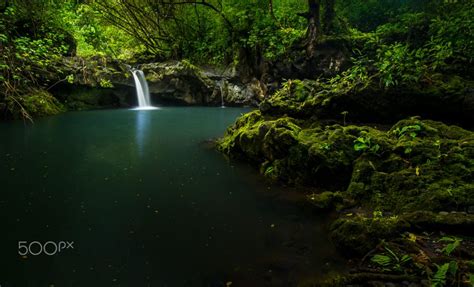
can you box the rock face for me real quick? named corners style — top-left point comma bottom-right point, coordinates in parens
top-left (140, 61), bottom-right (263, 106)
top-left (266, 38), bottom-right (350, 82)
top-left (61, 56), bottom-right (131, 88)
top-left (58, 58), bottom-right (263, 108)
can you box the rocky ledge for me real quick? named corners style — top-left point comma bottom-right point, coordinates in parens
top-left (55, 58), bottom-right (264, 109)
top-left (140, 60), bottom-right (264, 106)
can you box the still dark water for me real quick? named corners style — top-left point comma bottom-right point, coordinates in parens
top-left (0, 107), bottom-right (342, 287)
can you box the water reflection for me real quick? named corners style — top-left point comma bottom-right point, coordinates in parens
top-left (135, 110), bottom-right (153, 157)
top-left (0, 107), bottom-right (344, 286)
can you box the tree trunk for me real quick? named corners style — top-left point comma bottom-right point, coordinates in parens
top-left (306, 0), bottom-right (321, 57)
top-left (322, 0), bottom-right (335, 34)
top-left (269, 0), bottom-right (277, 21)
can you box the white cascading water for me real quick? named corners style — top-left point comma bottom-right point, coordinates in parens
top-left (132, 69), bottom-right (155, 109)
top-left (219, 80), bottom-right (226, 108)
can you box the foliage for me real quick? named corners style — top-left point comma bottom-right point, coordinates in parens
top-left (439, 236), bottom-right (462, 256)
top-left (324, 2), bottom-right (473, 96)
top-left (229, 1), bottom-right (306, 61)
top-left (338, 0), bottom-right (443, 32)
top-left (0, 2), bottom-right (73, 118)
top-left (431, 261), bottom-right (459, 287)
top-left (354, 133), bottom-right (380, 154)
top-left (99, 79), bottom-right (114, 88)
top-left (56, 2), bottom-right (142, 58)
top-left (393, 124), bottom-right (422, 139)
top-left (1, 0), bottom-right (473, 121)
top-left (91, 0), bottom-right (309, 64)
top-left (370, 246), bottom-right (412, 273)
top-left (6, 89), bottom-right (65, 119)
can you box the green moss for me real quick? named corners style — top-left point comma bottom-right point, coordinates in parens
top-left (259, 79), bottom-right (327, 118)
top-left (307, 191), bottom-right (343, 210)
top-left (219, 110), bottom-right (400, 186)
top-left (330, 214), bottom-right (408, 256)
top-left (259, 74), bottom-right (473, 127)
top-left (217, 110), bottom-right (266, 161)
top-left (349, 118), bottom-right (474, 213)
top-left (399, 211), bottom-right (474, 235)
top-left (219, 111), bottom-right (474, 214)
top-left (329, 210), bottom-right (474, 258)
top-left (7, 89), bottom-right (65, 118)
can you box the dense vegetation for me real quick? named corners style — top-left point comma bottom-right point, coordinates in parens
top-left (1, 0), bottom-right (473, 285)
top-left (1, 0), bottom-right (472, 119)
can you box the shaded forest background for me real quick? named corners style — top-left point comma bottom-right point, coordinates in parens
top-left (0, 0), bottom-right (472, 119)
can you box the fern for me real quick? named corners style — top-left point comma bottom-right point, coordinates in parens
top-left (431, 263), bottom-right (449, 287)
top-left (439, 236), bottom-right (462, 256)
top-left (431, 261), bottom-right (458, 287)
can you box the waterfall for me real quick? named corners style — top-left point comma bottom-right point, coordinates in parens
top-left (132, 69), bottom-right (154, 109)
top-left (219, 80), bottom-right (226, 108)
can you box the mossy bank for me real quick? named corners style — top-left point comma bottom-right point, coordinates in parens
top-left (217, 80), bottom-right (474, 286)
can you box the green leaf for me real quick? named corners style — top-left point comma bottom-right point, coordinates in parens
top-left (371, 254), bottom-right (392, 267)
top-left (448, 261), bottom-right (458, 276)
top-left (400, 255), bottom-right (412, 264)
top-left (432, 263), bottom-right (449, 287)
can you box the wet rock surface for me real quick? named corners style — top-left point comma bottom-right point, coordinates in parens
top-left (140, 61), bottom-right (263, 106)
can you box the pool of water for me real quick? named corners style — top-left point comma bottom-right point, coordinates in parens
top-left (0, 107), bottom-right (342, 286)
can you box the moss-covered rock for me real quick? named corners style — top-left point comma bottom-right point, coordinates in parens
top-left (307, 191), bottom-right (344, 210)
top-left (6, 89), bottom-right (65, 118)
top-left (349, 118), bottom-right (474, 213)
top-left (259, 77), bottom-right (474, 128)
top-left (330, 211), bottom-right (474, 257)
top-left (218, 110), bottom-right (267, 162)
top-left (259, 79), bottom-right (325, 118)
top-left (219, 113), bottom-right (474, 213)
top-left (219, 109), bottom-right (391, 186)
top-left (219, 77), bottom-right (474, 283)
top-left (330, 214), bottom-right (408, 256)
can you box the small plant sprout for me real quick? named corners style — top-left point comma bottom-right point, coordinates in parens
top-left (354, 134), bottom-right (380, 154)
top-left (373, 210), bottom-right (383, 219)
top-left (341, 111), bottom-right (349, 125)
